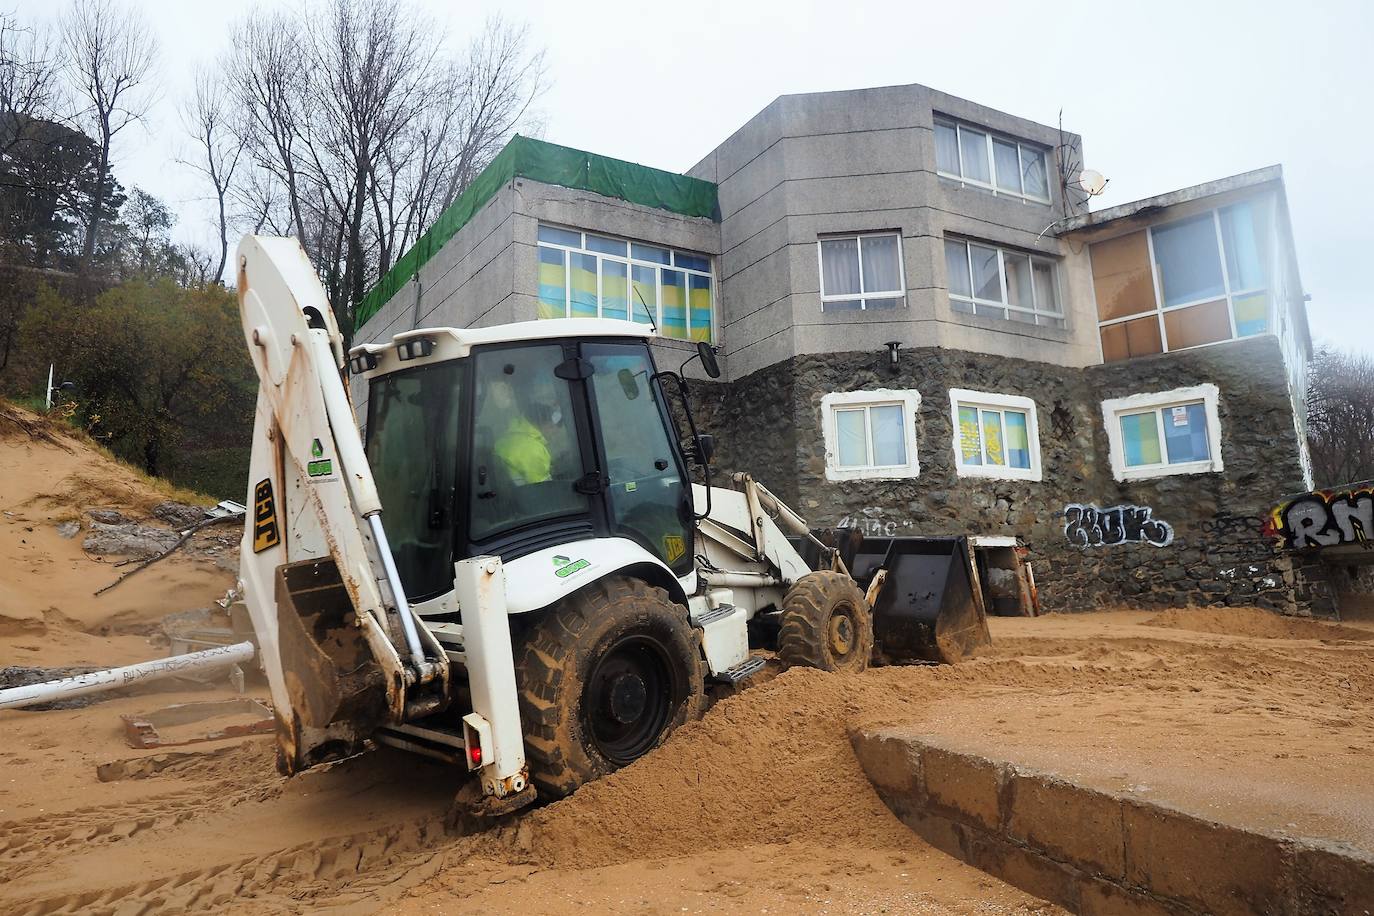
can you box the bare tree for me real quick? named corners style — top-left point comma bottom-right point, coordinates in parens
top-left (180, 66), bottom-right (244, 282)
top-left (228, 0), bottom-right (543, 345)
top-left (173, 242), bottom-right (216, 288)
top-left (59, 0), bottom-right (158, 271)
top-left (1307, 345), bottom-right (1374, 487)
top-left (0, 12), bottom-right (61, 159)
top-left (227, 9), bottom-right (308, 241)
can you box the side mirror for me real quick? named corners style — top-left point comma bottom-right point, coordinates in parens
top-left (617, 367), bottom-right (641, 400)
top-left (696, 342), bottom-right (721, 379)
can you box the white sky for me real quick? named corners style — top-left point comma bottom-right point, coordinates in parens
top-left (18, 0), bottom-right (1373, 354)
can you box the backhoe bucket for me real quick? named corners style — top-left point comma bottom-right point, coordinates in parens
top-left (271, 558), bottom-right (388, 772)
top-left (832, 535), bottom-right (992, 664)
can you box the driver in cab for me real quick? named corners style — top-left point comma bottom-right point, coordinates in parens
top-left (486, 379), bottom-right (552, 485)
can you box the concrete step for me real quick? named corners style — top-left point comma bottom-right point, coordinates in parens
top-left (852, 728), bottom-right (1374, 916)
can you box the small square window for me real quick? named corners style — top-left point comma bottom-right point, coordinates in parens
top-left (949, 389), bottom-right (1042, 481)
top-left (821, 390), bottom-right (920, 481)
top-left (818, 233), bottom-right (906, 311)
top-left (1103, 385), bottom-right (1223, 481)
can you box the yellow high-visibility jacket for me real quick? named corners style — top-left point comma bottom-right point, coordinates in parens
top-left (495, 415), bottom-right (551, 485)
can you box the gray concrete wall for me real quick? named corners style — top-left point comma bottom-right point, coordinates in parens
top-left (349, 175), bottom-right (725, 414)
top-left (689, 83), bottom-right (1098, 380)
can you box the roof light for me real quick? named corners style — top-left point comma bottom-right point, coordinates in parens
top-left (348, 352), bottom-right (378, 374)
top-left (396, 337), bottom-right (434, 361)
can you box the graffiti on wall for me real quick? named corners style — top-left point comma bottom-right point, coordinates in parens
top-left (1268, 485), bottom-right (1374, 549)
top-left (837, 506), bottom-right (913, 538)
top-left (1063, 503), bottom-right (1174, 548)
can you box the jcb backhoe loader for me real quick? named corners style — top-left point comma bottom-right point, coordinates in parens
top-left (236, 235), bottom-right (990, 812)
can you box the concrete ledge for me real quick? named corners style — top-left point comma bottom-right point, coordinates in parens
top-left (852, 728), bottom-right (1374, 916)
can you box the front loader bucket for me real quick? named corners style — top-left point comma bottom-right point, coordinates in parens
top-left (271, 559), bottom-right (388, 772)
top-left (846, 536), bottom-right (991, 664)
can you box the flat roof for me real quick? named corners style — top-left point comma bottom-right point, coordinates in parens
top-left (1060, 165), bottom-right (1283, 234)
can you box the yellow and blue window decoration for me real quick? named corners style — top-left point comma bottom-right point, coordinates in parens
top-left (536, 225), bottom-right (713, 343)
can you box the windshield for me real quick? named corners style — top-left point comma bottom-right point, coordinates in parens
top-left (365, 360), bottom-right (464, 601)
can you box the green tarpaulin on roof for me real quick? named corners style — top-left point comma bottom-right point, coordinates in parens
top-left (356, 135), bottom-right (719, 328)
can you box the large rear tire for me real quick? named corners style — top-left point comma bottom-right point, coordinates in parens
top-left (778, 570), bottom-right (873, 674)
top-left (514, 577), bottom-right (705, 799)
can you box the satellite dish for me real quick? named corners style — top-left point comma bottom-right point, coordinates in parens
top-left (1078, 169), bottom-right (1107, 195)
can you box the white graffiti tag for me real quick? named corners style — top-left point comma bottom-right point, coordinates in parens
top-left (1063, 503), bottom-right (1174, 548)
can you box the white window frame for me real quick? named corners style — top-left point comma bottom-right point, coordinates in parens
top-left (816, 232), bottom-right (906, 311)
top-left (935, 118), bottom-right (1052, 205)
top-left (821, 389), bottom-right (921, 481)
top-left (948, 389), bottom-right (1042, 482)
top-left (536, 224), bottom-right (716, 343)
top-left (1101, 384), bottom-right (1223, 482)
top-left (1094, 199), bottom-right (1277, 357)
top-left (945, 237), bottom-right (1064, 328)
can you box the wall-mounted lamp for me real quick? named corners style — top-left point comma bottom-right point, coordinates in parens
top-left (884, 340), bottom-right (902, 375)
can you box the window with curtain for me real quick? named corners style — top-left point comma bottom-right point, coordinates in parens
top-left (818, 233), bottom-right (904, 310)
top-left (536, 224), bottom-right (714, 342)
top-left (820, 389), bottom-right (921, 481)
top-left (1090, 197), bottom-right (1275, 362)
top-left (949, 389), bottom-right (1041, 481)
top-left (1101, 384), bottom-right (1223, 480)
top-left (934, 118), bottom-right (1050, 204)
top-left (944, 237), bottom-right (1063, 328)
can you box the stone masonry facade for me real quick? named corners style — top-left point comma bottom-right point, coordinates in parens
top-left (691, 334), bottom-right (1334, 615)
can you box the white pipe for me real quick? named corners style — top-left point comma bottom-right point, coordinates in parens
top-left (0, 641), bottom-right (255, 711)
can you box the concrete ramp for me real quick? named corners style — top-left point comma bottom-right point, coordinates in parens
top-left (852, 728), bottom-right (1374, 915)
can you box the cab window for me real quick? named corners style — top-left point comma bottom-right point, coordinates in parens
top-left (585, 343), bottom-right (692, 573)
top-left (468, 345), bottom-right (588, 542)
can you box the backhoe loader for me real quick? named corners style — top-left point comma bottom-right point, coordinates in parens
top-left (236, 235), bottom-right (990, 812)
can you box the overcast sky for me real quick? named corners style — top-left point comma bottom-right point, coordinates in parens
top-left (19, 0), bottom-right (1372, 353)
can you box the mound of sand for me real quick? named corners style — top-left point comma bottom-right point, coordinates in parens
top-left (1143, 606), bottom-right (1371, 641)
top-left (0, 402), bottom-right (236, 667)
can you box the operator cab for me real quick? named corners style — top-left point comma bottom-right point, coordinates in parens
top-left (355, 320), bottom-right (706, 609)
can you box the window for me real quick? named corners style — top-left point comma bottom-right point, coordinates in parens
top-left (365, 361), bottom-right (464, 601)
top-left (537, 224), bottom-right (714, 342)
top-left (945, 238), bottom-right (1063, 328)
top-left (948, 389), bottom-right (1042, 481)
top-left (935, 118), bottom-right (1050, 203)
top-left (1101, 384), bottom-right (1223, 481)
top-left (820, 390), bottom-right (921, 481)
top-left (585, 343), bottom-right (693, 575)
top-left (818, 233), bottom-right (904, 311)
top-left (468, 345), bottom-right (589, 541)
top-left (1090, 198), bottom-right (1275, 362)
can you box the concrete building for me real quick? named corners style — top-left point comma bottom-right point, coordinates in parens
top-left (354, 83), bottom-right (1340, 615)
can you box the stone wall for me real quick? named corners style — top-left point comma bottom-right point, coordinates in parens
top-left (690, 335), bottom-right (1335, 615)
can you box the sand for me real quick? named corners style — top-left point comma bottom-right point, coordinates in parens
top-left (3, 403), bottom-right (1372, 914)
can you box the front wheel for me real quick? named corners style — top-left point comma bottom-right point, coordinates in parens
top-left (777, 571), bottom-right (874, 674)
top-left (514, 577), bottom-right (705, 799)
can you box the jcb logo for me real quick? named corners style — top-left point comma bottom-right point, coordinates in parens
top-left (252, 478), bottom-right (281, 553)
top-left (663, 534), bottom-right (685, 564)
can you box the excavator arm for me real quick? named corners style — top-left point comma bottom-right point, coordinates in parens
top-left (235, 236), bottom-right (451, 772)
